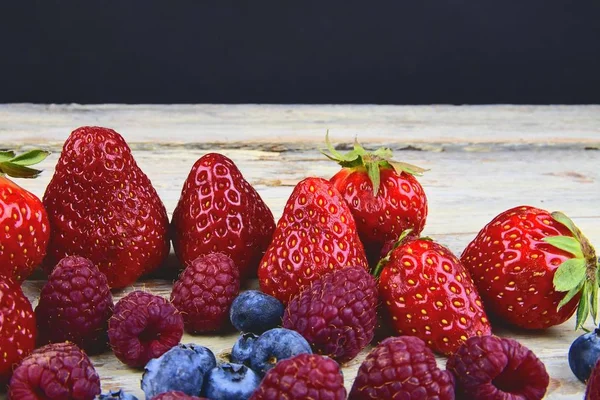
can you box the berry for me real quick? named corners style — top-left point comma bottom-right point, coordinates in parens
top-left (8, 342), bottom-right (100, 399)
top-left (447, 335), bottom-right (549, 400)
top-left (171, 153), bottom-right (275, 278)
top-left (283, 266), bottom-right (377, 363)
top-left (249, 328), bottom-right (312, 376)
top-left (35, 255), bottom-right (113, 354)
top-left (43, 126), bottom-right (170, 288)
top-left (170, 253), bottom-right (240, 333)
top-left (0, 149), bottom-right (50, 281)
top-left (152, 392), bottom-right (208, 400)
top-left (461, 206), bottom-right (599, 329)
top-left (142, 343), bottom-right (216, 399)
top-left (108, 290), bottom-right (184, 368)
top-left (204, 363), bottom-right (261, 400)
top-left (231, 333), bottom-right (259, 365)
top-left (250, 353), bottom-right (346, 400)
top-left (587, 359), bottom-right (600, 400)
top-left (99, 389), bottom-right (139, 400)
top-left (569, 328), bottom-right (600, 382)
top-left (0, 276), bottom-right (36, 386)
top-left (258, 177), bottom-right (369, 303)
top-left (377, 234), bottom-right (491, 355)
top-left (325, 134), bottom-right (428, 265)
top-left (230, 290), bottom-right (284, 334)
top-left (348, 336), bottom-right (454, 400)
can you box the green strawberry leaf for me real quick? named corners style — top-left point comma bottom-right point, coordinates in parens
top-left (576, 283), bottom-right (591, 330)
top-left (0, 162), bottom-right (42, 178)
top-left (0, 151), bottom-right (16, 162)
top-left (386, 160), bottom-right (429, 176)
top-left (10, 150), bottom-right (50, 166)
top-left (366, 161), bottom-right (381, 196)
top-left (551, 211), bottom-right (579, 237)
top-left (543, 236), bottom-right (584, 258)
top-left (558, 280), bottom-right (584, 310)
top-left (553, 258), bottom-right (587, 292)
top-left (372, 146), bottom-right (393, 160)
top-left (591, 282), bottom-right (598, 325)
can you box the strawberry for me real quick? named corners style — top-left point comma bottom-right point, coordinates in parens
top-left (377, 231), bottom-right (491, 355)
top-left (324, 134), bottom-right (428, 265)
top-left (461, 205), bottom-right (599, 330)
top-left (0, 276), bottom-right (36, 386)
top-left (171, 153), bottom-right (275, 277)
top-left (258, 177), bottom-right (369, 304)
top-left (42, 126), bottom-right (170, 288)
top-left (0, 150), bottom-right (50, 281)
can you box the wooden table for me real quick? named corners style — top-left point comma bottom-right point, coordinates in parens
top-left (2, 104), bottom-right (599, 399)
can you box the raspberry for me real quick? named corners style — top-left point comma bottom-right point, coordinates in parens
top-left (587, 358), bottom-right (600, 400)
top-left (446, 335), bottom-right (549, 400)
top-left (152, 392), bottom-right (208, 400)
top-left (250, 353), bottom-right (346, 400)
top-left (108, 290), bottom-right (184, 368)
top-left (0, 277), bottom-right (36, 386)
top-left (348, 336), bottom-right (455, 400)
top-left (170, 253), bottom-right (240, 333)
top-left (8, 342), bottom-right (100, 399)
top-left (282, 266), bottom-right (377, 363)
top-left (35, 255), bottom-right (113, 354)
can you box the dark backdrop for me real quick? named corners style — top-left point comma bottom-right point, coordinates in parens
top-left (1, 1), bottom-right (599, 104)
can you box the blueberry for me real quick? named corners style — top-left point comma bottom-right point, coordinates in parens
top-left (98, 389), bottom-right (139, 400)
top-left (230, 290), bottom-right (284, 334)
top-left (141, 343), bottom-right (217, 398)
top-left (249, 328), bottom-right (312, 376)
top-left (569, 328), bottom-right (600, 382)
top-left (203, 363), bottom-right (261, 400)
top-left (231, 332), bottom-right (259, 365)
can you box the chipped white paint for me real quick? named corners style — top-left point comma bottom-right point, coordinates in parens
top-left (2, 105), bottom-right (600, 399)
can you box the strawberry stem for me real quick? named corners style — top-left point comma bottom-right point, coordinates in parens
top-left (372, 229), bottom-right (413, 277)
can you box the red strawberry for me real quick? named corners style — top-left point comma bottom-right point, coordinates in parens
top-left (0, 277), bottom-right (36, 386)
top-left (461, 205), bottom-right (599, 330)
top-left (324, 134), bottom-right (428, 265)
top-left (0, 149), bottom-right (50, 281)
top-left (258, 177), bottom-right (369, 304)
top-left (377, 232), bottom-right (491, 355)
top-left (42, 126), bottom-right (170, 288)
top-left (171, 153), bottom-right (275, 277)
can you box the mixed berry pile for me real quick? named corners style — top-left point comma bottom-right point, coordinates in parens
top-left (0, 126), bottom-right (598, 399)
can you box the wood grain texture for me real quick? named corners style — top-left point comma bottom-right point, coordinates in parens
top-left (1, 105), bottom-right (599, 399)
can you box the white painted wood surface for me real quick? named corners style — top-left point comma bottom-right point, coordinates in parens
top-left (1, 104), bottom-right (599, 399)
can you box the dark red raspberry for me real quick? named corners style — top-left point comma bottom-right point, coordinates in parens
top-left (587, 359), bottom-right (600, 399)
top-left (250, 353), bottom-right (346, 400)
top-left (35, 255), bottom-right (113, 354)
top-left (108, 290), bottom-right (184, 368)
top-left (152, 392), bottom-right (208, 400)
top-left (282, 266), bottom-right (377, 363)
top-left (349, 336), bottom-right (455, 400)
top-left (0, 277), bottom-right (36, 386)
top-left (446, 335), bottom-right (549, 400)
top-left (170, 253), bottom-right (240, 333)
top-left (8, 342), bottom-right (100, 399)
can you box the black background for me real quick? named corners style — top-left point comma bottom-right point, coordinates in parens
top-left (1, 1), bottom-right (599, 104)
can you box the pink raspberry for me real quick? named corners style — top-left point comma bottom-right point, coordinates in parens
top-left (35, 255), bottom-right (113, 354)
top-left (446, 335), bottom-right (549, 400)
top-left (108, 290), bottom-right (184, 368)
top-left (8, 342), bottom-right (100, 399)
top-left (170, 253), bottom-right (240, 333)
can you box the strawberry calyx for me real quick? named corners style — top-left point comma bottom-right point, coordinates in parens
top-left (546, 211), bottom-right (599, 330)
top-left (372, 229), bottom-right (416, 277)
top-left (0, 150), bottom-right (50, 179)
top-left (322, 131), bottom-right (428, 196)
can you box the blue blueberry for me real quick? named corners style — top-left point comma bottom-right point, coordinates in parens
top-left (203, 363), bottom-right (261, 400)
top-left (141, 343), bottom-right (217, 398)
top-left (231, 332), bottom-right (259, 365)
top-left (569, 328), bottom-right (600, 382)
top-left (98, 389), bottom-right (139, 400)
top-left (230, 290), bottom-right (284, 334)
top-left (249, 328), bottom-right (312, 376)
